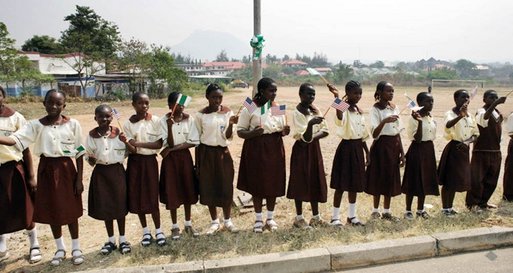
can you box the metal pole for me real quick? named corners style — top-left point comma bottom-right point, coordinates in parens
top-left (252, 0), bottom-right (262, 97)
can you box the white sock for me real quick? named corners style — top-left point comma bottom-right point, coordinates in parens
top-left (372, 208), bottom-right (380, 213)
top-left (255, 213), bottom-right (263, 222)
top-left (405, 210), bottom-right (412, 214)
top-left (267, 210), bottom-right (274, 220)
top-left (27, 227), bottom-right (39, 247)
top-left (155, 228), bottom-right (162, 235)
top-left (0, 234), bottom-right (7, 252)
top-left (296, 214), bottom-right (304, 220)
top-left (332, 207), bottom-right (341, 220)
top-left (417, 209), bottom-right (425, 213)
top-left (312, 214), bottom-right (321, 220)
top-left (224, 218), bottom-right (232, 225)
top-left (172, 223), bottom-right (179, 229)
top-left (108, 236), bottom-right (116, 244)
top-left (143, 227), bottom-right (150, 235)
top-left (184, 220), bottom-right (192, 227)
top-left (55, 237), bottom-right (65, 250)
top-left (119, 235), bottom-right (126, 244)
top-left (212, 218), bottom-right (220, 225)
top-left (71, 239), bottom-right (80, 250)
top-left (348, 203), bottom-right (357, 218)
top-left (383, 208), bottom-right (391, 214)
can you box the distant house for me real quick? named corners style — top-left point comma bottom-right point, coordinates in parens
top-left (313, 67), bottom-right (332, 76)
top-left (177, 61), bottom-right (245, 77)
top-left (295, 70), bottom-right (310, 76)
top-left (176, 63), bottom-right (205, 77)
top-left (281, 60), bottom-right (307, 68)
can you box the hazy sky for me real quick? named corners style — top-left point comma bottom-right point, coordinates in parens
top-left (2, 0), bottom-right (513, 63)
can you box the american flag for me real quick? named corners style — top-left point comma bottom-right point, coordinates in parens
top-left (331, 98), bottom-right (350, 112)
top-left (242, 97), bottom-right (257, 114)
top-left (405, 96), bottom-right (424, 111)
top-left (271, 104), bottom-right (286, 116)
top-left (112, 108), bottom-right (121, 119)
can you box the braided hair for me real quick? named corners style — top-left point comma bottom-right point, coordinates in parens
top-left (374, 81), bottom-right (388, 101)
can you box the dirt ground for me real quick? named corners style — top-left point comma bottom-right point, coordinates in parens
top-left (2, 84), bottom-right (513, 273)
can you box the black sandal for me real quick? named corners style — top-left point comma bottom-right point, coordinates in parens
top-left (155, 232), bottom-right (166, 246)
top-left (100, 242), bottom-right (117, 255)
top-left (140, 233), bottom-right (153, 247)
top-left (119, 242), bottom-right (131, 254)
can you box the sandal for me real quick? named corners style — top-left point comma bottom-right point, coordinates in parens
top-left (71, 249), bottom-right (84, 265)
top-left (50, 249), bottom-right (66, 266)
top-left (330, 219), bottom-right (344, 228)
top-left (140, 233), bottom-right (153, 247)
top-left (100, 242), bottom-right (117, 255)
top-left (264, 219), bottom-right (278, 232)
top-left (253, 220), bottom-right (264, 233)
top-left (155, 232), bottom-right (167, 246)
top-left (29, 246), bottom-right (42, 264)
top-left (119, 242), bottom-right (131, 255)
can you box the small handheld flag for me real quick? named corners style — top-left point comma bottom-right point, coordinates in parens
top-left (469, 85), bottom-right (478, 100)
top-left (242, 97), bottom-right (257, 114)
top-left (331, 98), bottom-right (350, 112)
top-left (63, 144), bottom-right (86, 156)
top-left (177, 94), bottom-right (192, 107)
top-left (112, 108), bottom-right (123, 131)
top-left (306, 67), bottom-right (329, 85)
top-left (271, 104), bottom-right (286, 116)
top-left (399, 94), bottom-right (424, 114)
top-left (260, 101), bottom-right (271, 115)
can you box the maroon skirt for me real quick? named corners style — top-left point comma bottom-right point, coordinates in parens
top-left (365, 135), bottom-right (402, 197)
top-left (237, 132), bottom-right (286, 198)
top-left (437, 140), bottom-right (471, 192)
top-left (88, 163), bottom-right (127, 220)
top-left (35, 157), bottom-right (82, 225)
top-left (126, 154), bottom-right (159, 214)
top-left (0, 161), bottom-right (33, 233)
top-left (287, 139), bottom-right (327, 202)
top-left (330, 139), bottom-right (366, 192)
top-left (160, 148), bottom-right (198, 209)
top-left (196, 144), bottom-right (234, 207)
top-left (401, 141), bottom-right (440, 196)
top-left (503, 139), bottom-right (513, 200)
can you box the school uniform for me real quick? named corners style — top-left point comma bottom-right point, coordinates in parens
top-left (502, 113), bottom-right (513, 201)
top-left (286, 107), bottom-right (329, 202)
top-left (190, 106), bottom-right (234, 207)
top-left (10, 115), bottom-right (84, 225)
top-left (365, 103), bottom-right (402, 197)
top-left (330, 106), bottom-right (369, 192)
top-left (237, 102), bottom-right (287, 198)
top-left (159, 113), bottom-right (199, 210)
top-left (85, 126), bottom-right (128, 221)
top-left (401, 115), bottom-right (440, 196)
top-left (437, 110), bottom-right (479, 192)
top-left (0, 107), bottom-right (33, 234)
top-left (466, 108), bottom-right (503, 207)
top-left (123, 113), bottom-right (161, 214)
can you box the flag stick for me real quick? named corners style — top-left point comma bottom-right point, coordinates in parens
top-left (284, 113), bottom-right (288, 126)
top-left (323, 107), bottom-right (331, 118)
top-left (236, 105), bottom-right (244, 116)
top-left (398, 106), bottom-right (409, 115)
top-left (115, 119), bottom-right (123, 132)
top-left (506, 90), bottom-right (513, 97)
top-left (171, 103), bottom-right (178, 114)
top-left (319, 75), bottom-right (329, 85)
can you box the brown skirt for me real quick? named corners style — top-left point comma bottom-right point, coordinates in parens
top-left (287, 139), bottom-right (327, 202)
top-left (35, 157), bottom-right (82, 225)
top-left (365, 135), bottom-right (402, 197)
top-left (503, 139), bottom-right (513, 200)
top-left (437, 140), bottom-right (471, 192)
top-left (330, 139), bottom-right (366, 192)
top-left (237, 133), bottom-right (286, 198)
top-left (0, 161), bottom-right (33, 233)
top-left (196, 144), bottom-right (234, 207)
top-left (88, 163), bottom-right (127, 220)
top-left (160, 148), bottom-right (198, 209)
top-left (126, 154), bottom-right (159, 214)
top-left (401, 141), bottom-right (440, 196)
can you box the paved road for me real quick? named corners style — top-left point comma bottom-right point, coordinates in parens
top-left (336, 247), bottom-right (513, 273)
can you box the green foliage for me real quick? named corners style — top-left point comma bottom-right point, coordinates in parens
top-left (369, 60), bottom-right (385, 68)
top-left (215, 50), bottom-right (229, 62)
top-left (454, 59), bottom-right (478, 79)
top-left (332, 62), bottom-right (354, 84)
top-left (426, 68), bottom-right (458, 80)
top-left (117, 38), bottom-right (150, 93)
top-left (147, 45), bottom-right (188, 98)
top-left (21, 35), bottom-right (63, 54)
top-left (0, 22), bottom-right (19, 82)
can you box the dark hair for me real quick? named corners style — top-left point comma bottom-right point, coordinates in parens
top-left (132, 92), bottom-right (148, 103)
top-left (44, 89), bottom-right (66, 103)
top-left (257, 77), bottom-right (275, 93)
top-left (416, 92), bottom-right (431, 104)
top-left (453, 89), bottom-right (467, 100)
top-left (299, 82), bottom-right (314, 94)
top-left (374, 81), bottom-right (388, 101)
top-left (483, 89), bottom-right (497, 99)
top-left (95, 104), bottom-right (112, 115)
top-left (345, 80), bottom-right (361, 93)
top-left (206, 83), bottom-right (222, 96)
top-left (0, 86), bottom-right (5, 97)
top-left (167, 91), bottom-right (180, 105)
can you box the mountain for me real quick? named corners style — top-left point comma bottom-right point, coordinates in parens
top-left (170, 30), bottom-right (249, 61)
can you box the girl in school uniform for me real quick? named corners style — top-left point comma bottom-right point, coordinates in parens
top-left (123, 92), bottom-right (165, 246)
top-left (190, 84), bottom-right (239, 235)
top-left (287, 83), bottom-right (329, 229)
top-left (438, 89), bottom-right (479, 216)
top-left (0, 86), bottom-right (41, 263)
top-left (160, 92), bottom-right (200, 240)
top-left (0, 89), bottom-right (85, 266)
top-left (504, 112), bottom-right (513, 201)
top-left (401, 92), bottom-right (439, 220)
top-left (365, 81), bottom-right (405, 221)
top-left (86, 104), bottom-right (131, 255)
top-left (327, 81), bottom-right (369, 227)
top-left (237, 77), bottom-right (290, 233)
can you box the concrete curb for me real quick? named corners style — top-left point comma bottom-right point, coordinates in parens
top-left (74, 226), bottom-right (513, 273)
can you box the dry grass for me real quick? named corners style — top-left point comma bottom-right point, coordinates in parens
top-left (2, 85), bottom-right (513, 273)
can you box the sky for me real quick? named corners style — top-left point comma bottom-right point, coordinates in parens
top-left (2, 0), bottom-right (513, 64)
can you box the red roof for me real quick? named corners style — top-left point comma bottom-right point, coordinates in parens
top-left (203, 62), bottom-right (245, 69)
top-left (281, 60), bottom-right (307, 66)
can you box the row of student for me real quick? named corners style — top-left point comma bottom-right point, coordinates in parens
top-left (0, 80), bottom-right (511, 266)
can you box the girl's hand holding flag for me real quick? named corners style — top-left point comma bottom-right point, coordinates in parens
top-left (324, 97), bottom-right (350, 117)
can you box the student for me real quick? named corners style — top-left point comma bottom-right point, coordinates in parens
top-left (190, 84), bottom-right (239, 235)
top-left (365, 81), bottom-right (404, 221)
top-left (503, 112), bottom-right (513, 201)
top-left (466, 90), bottom-right (506, 210)
top-left (160, 92), bottom-right (200, 240)
top-left (401, 92), bottom-right (439, 220)
top-left (327, 81), bottom-right (369, 227)
top-left (237, 77), bottom-right (290, 233)
top-left (0, 86), bottom-right (41, 263)
top-left (123, 92), bottom-right (165, 246)
top-left (287, 83), bottom-right (329, 229)
top-left (86, 105), bottom-right (131, 255)
top-left (438, 89), bottom-right (479, 216)
top-left (0, 89), bottom-right (85, 266)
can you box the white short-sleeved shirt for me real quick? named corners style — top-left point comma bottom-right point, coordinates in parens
top-left (85, 127), bottom-right (126, 165)
top-left (292, 109), bottom-right (329, 143)
top-left (334, 109), bottom-right (369, 141)
top-left (237, 105), bottom-right (286, 134)
top-left (406, 115), bottom-right (437, 141)
top-left (160, 113), bottom-right (199, 148)
top-left (369, 104), bottom-right (401, 138)
top-left (443, 110), bottom-right (479, 142)
top-left (507, 113), bottom-right (513, 136)
top-left (11, 116), bottom-right (85, 158)
top-left (475, 107), bottom-right (502, 128)
top-left (123, 113), bottom-right (162, 155)
top-left (191, 106), bottom-right (233, 147)
top-left (0, 110), bottom-right (26, 163)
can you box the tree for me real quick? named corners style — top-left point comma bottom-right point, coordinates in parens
top-left (22, 35), bottom-right (63, 54)
top-left (117, 38), bottom-right (151, 93)
top-left (147, 45), bottom-right (188, 98)
top-left (332, 62), bottom-right (354, 84)
top-left (454, 59), bottom-right (478, 79)
top-left (427, 68), bottom-right (458, 80)
top-left (215, 50), bottom-right (229, 62)
top-left (369, 60), bottom-right (385, 68)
